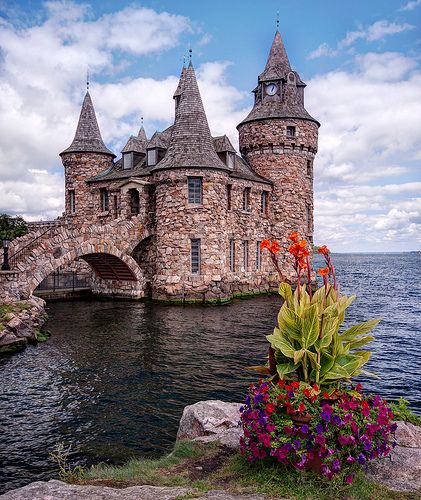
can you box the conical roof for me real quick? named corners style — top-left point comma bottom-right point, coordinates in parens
top-left (137, 126), bottom-right (147, 141)
top-left (153, 63), bottom-right (228, 171)
top-left (60, 91), bottom-right (115, 157)
top-left (238, 31), bottom-right (319, 128)
top-left (259, 30), bottom-right (291, 82)
top-left (173, 66), bottom-right (186, 98)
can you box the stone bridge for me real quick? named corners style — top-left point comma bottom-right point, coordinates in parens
top-left (0, 215), bottom-right (152, 301)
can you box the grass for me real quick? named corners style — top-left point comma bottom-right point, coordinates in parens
top-left (77, 440), bottom-right (420, 499)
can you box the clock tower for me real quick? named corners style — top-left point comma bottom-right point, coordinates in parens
top-left (237, 30), bottom-right (319, 245)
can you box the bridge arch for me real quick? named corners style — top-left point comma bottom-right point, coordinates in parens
top-left (22, 239), bottom-right (146, 298)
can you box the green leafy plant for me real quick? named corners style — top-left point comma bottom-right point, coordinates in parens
top-left (389, 397), bottom-right (421, 426)
top-left (259, 234), bottom-right (380, 389)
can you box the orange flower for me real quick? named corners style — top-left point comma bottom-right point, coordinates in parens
top-left (317, 245), bottom-right (329, 255)
top-left (317, 266), bottom-right (329, 277)
top-left (299, 240), bottom-right (307, 248)
top-left (260, 240), bottom-right (270, 251)
top-left (298, 259), bottom-right (308, 270)
top-left (270, 241), bottom-right (280, 254)
top-left (288, 231), bottom-right (299, 242)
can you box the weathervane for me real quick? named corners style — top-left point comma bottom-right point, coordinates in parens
top-left (276, 10), bottom-right (280, 30)
top-left (189, 45), bottom-right (192, 62)
top-left (86, 68), bottom-right (90, 91)
top-left (141, 116), bottom-right (144, 126)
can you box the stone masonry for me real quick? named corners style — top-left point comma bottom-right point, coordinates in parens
top-left (2, 30), bottom-right (319, 303)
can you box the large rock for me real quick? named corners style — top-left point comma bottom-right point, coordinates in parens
top-left (368, 421), bottom-right (421, 492)
top-left (177, 400), bottom-right (243, 450)
top-left (0, 480), bottom-right (267, 499)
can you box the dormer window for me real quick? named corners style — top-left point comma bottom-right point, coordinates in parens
top-left (123, 152), bottom-right (133, 170)
top-left (227, 152), bottom-right (235, 169)
top-left (147, 149), bottom-right (157, 166)
top-left (286, 126), bottom-right (296, 137)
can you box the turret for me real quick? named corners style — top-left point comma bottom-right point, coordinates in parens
top-left (60, 91), bottom-right (115, 218)
top-left (237, 30), bottom-right (319, 243)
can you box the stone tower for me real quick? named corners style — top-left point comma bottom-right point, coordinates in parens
top-left (60, 91), bottom-right (115, 219)
top-left (237, 31), bottom-right (319, 244)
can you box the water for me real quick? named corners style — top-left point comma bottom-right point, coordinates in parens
top-left (0, 253), bottom-right (420, 493)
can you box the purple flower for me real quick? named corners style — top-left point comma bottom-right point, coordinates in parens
top-left (301, 424), bottom-right (309, 434)
top-left (254, 394), bottom-right (263, 404)
top-left (287, 390), bottom-right (295, 398)
top-left (364, 440), bottom-right (372, 452)
top-left (332, 459), bottom-right (341, 472)
top-left (345, 474), bottom-right (354, 485)
top-left (316, 423), bottom-right (324, 434)
top-left (293, 439), bottom-right (301, 450)
top-left (338, 435), bottom-right (349, 445)
top-left (332, 414), bottom-right (342, 425)
top-left (358, 453), bottom-right (366, 465)
top-left (346, 455), bottom-right (355, 463)
top-left (321, 411), bottom-right (331, 422)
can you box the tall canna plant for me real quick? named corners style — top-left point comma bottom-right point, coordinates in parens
top-left (260, 233), bottom-right (380, 389)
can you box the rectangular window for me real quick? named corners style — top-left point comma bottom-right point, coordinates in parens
top-left (147, 149), bottom-right (157, 166)
top-left (243, 240), bottom-right (249, 271)
top-left (286, 126), bottom-right (296, 137)
top-left (243, 187), bottom-right (250, 211)
top-left (307, 159), bottom-right (312, 176)
top-left (123, 152), bottom-right (133, 170)
top-left (100, 188), bottom-right (109, 212)
top-left (188, 177), bottom-right (202, 204)
top-left (69, 190), bottom-right (75, 214)
top-left (227, 184), bottom-right (232, 210)
top-left (261, 191), bottom-right (268, 214)
top-left (256, 241), bottom-right (261, 270)
top-left (229, 239), bottom-right (235, 272)
top-left (227, 152), bottom-right (235, 169)
top-left (191, 239), bottom-right (201, 274)
top-left (306, 203), bottom-right (311, 232)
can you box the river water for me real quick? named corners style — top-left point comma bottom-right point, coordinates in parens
top-left (0, 253), bottom-right (420, 493)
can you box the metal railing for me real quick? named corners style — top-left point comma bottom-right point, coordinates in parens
top-left (35, 271), bottom-right (92, 292)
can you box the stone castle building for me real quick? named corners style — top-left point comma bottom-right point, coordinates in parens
top-left (57, 30), bottom-right (319, 302)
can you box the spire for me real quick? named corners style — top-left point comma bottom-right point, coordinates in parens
top-left (173, 66), bottom-right (186, 98)
top-left (259, 31), bottom-right (291, 82)
top-left (153, 63), bottom-right (228, 171)
top-left (137, 119), bottom-right (147, 141)
top-left (60, 91), bottom-right (115, 157)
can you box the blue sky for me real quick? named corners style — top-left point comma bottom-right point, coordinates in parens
top-left (0, 0), bottom-right (420, 251)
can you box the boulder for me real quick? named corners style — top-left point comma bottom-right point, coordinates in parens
top-left (367, 421), bottom-right (421, 492)
top-left (1, 480), bottom-right (268, 499)
top-left (177, 400), bottom-right (243, 450)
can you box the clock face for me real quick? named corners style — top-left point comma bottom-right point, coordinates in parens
top-left (266, 83), bottom-right (278, 96)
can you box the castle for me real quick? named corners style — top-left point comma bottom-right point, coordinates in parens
top-left (59, 30), bottom-right (319, 302)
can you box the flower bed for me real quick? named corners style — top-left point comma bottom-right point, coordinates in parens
top-left (240, 379), bottom-right (397, 482)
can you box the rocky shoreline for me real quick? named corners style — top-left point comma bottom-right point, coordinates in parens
top-left (0, 296), bottom-right (48, 354)
top-left (2, 401), bottom-right (421, 498)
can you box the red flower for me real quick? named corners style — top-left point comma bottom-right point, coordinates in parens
top-left (298, 402), bottom-right (306, 413)
top-left (317, 267), bottom-right (329, 277)
top-left (312, 384), bottom-right (319, 392)
top-left (270, 241), bottom-right (281, 254)
top-left (265, 403), bottom-right (275, 415)
top-left (288, 231), bottom-right (299, 242)
top-left (260, 240), bottom-right (270, 251)
top-left (291, 381), bottom-right (300, 389)
top-left (278, 379), bottom-right (286, 389)
top-left (355, 383), bottom-right (362, 392)
top-left (303, 388), bottom-right (311, 398)
top-left (317, 245), bottom-right (330, 255)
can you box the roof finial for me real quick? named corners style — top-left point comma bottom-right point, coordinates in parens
top-left (276, 10), bottom-right (280, 31)
top-left (86, 68), bottom-right (90, 91)
top-left (141, 116), bottom-right (144, 126)
top-left (189, 45), bottom-right (192, 62)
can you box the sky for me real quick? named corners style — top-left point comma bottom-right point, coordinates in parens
top-left (0, 0), bottom-right (420, 252)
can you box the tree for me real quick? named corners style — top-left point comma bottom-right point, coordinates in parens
top-left (0, 214), bottom-right (28, 245)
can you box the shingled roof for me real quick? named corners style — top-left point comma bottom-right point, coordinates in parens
top-left (213, 135), bottom-right (236, 153)
top-left (259, 30), bottom-right (291, 82)
top-left (238, 31), bottom-right (319, 127)
top-left (60, 91), bottom-right (115, 157)
top-left (152, 62), bottom-right (229, 172)
top-left (121, 125), bottom-right (148, 154)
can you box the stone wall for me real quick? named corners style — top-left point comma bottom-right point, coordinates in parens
top-left (238, 118), bottom-right (318, 244)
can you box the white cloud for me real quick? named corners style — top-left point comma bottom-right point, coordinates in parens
top-left (309, 20), bottom-right (414, 59)
top-left (307, 51), bottom-right (421, 251)
top-left (401, 0), bottom-right (421, 11)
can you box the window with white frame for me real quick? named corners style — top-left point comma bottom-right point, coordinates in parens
top-left (100, 188), bottom-right (109, 212)
top-left (229, 239), bottom-right (235, 272)
top-left (286, 126), bottom-right (296, 137)
top-left (256, 241), bottom-right (261, 270)
top-left (243, 240), bottom-right (249, 270)
top-left (191, 239), bottom-right (201, 274)
top-left (243, 187), bottom-right (251, 211)
top-left (147, 149), bottom-right (157, 166)
top-left (188, 177), bottom-right (202, 204)
top-left (261, 191), bottom-right (268, 214)
top-left (123, 152), bottom-right (133, 169)
top-left (227, 152), bottom-right (235, 169)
